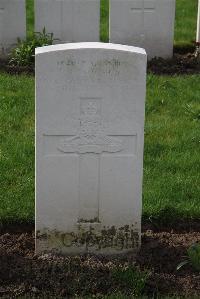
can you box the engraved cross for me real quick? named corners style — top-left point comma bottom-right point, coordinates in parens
top-left (130, 0), bottom-right (156, 42)
top-left (44, 98), bottom-right (126, 224)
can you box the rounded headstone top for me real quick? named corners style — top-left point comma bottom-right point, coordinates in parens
top-left (35, 42), bottom-right (146, 56)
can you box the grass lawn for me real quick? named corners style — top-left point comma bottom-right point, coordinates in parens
top-left (0, 73), bottom-right (199, 224)
top-left (0, 74), bottom-right (35, 223)
top-left (175, 0), bottom-right (198, 48)
top-left (26, 0), bottom-right (34, 38)
top-left (0, 1), bottom-right (199, 225)
top-left (144, 74), bottom-right (200, 223)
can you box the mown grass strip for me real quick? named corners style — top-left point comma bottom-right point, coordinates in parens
top-left (0, 73), bottom-right (199, 224)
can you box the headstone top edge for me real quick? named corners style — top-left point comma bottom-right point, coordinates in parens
top-left (35, 42), bottom-right (147, 56)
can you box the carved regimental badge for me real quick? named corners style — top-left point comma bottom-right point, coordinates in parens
top-left (57, 98), bottom-right (123, 154)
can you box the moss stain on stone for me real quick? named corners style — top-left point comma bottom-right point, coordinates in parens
top-left (37, 224), bottom-right (140, 253)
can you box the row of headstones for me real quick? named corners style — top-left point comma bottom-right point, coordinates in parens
top-left (0, 0), bottom-right (178, 59)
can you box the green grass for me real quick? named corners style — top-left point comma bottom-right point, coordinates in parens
top-left (26, 0), bottom-right (198, 46)
top-left (0, 0), bottom-right (199, 224)
top-left (100, 0), bottom-right (109, 42)
top-left (26, 0), bottom-right (34, 37)
top-left (175, 0), bottom-right (198, 48)
top-left (0, 73), bottom-right (199, 224)
top-left (0, 73), bottom-right (35, 223)
top-left (111, 267), bottom-right (148, 296)
top-left (143, 75), bottom-right (200, 223)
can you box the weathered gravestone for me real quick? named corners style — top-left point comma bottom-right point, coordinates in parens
top-left (36, 42), bottom-right (146, 255)
top-left (35, 0), bottom-right (100, 43)
top-left (0, 0), bottom-right (26, 55)
top-left (109, 0), bottom-right (176, 59)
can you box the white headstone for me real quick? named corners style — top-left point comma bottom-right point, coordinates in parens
top-left (109, 0), bottom-right (176, 59)
top-left (0, 0), bottom-right (26, 55)
top-left (35, 0), bottom-right (100, 43)
top-left (36, 42), bottom-right (146, 255)
top-left (197, 0), bottom-right (200, 43)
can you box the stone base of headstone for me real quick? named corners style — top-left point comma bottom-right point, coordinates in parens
top-left (36, 223), bottom-right (140, 255)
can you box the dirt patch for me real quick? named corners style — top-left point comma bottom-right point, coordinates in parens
top-left (0, 226), bottom-right (200, 298)
top-left (148, 52), bottom-right (200, 75)
top-left (142, 218), bottom-right (200, 233)
top-left (137, 230), bottom-right (200, 296)
top-left (0, 50), bottom-right (200, 76)
top-left (0, 58), bottom-right (34, 75)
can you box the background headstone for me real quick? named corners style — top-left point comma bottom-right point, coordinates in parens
top-left (109, 0), bottom-right (176, 59)
top-left (36, 42), bottom-right (146, 255)
top-left (0, 0), bottom-right (26, 55)
top-left (197, 0), bottom-right (200, 43)
top-left (35, 0), bottom-right (100, 43)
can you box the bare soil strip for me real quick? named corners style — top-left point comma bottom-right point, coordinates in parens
top-left (0, 225), bottom-right (200, 298)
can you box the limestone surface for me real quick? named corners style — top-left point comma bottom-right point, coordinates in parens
top-left (110, 0), bottom-right (176, 59)
top-left (36, 43), bottom-right (147, 255)
top-left (35, 0), bottom-right (100, 43)
top-left (197, 0), bottom-right (200, 43)
top-left (0, 0), bottom-right (26, 55)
